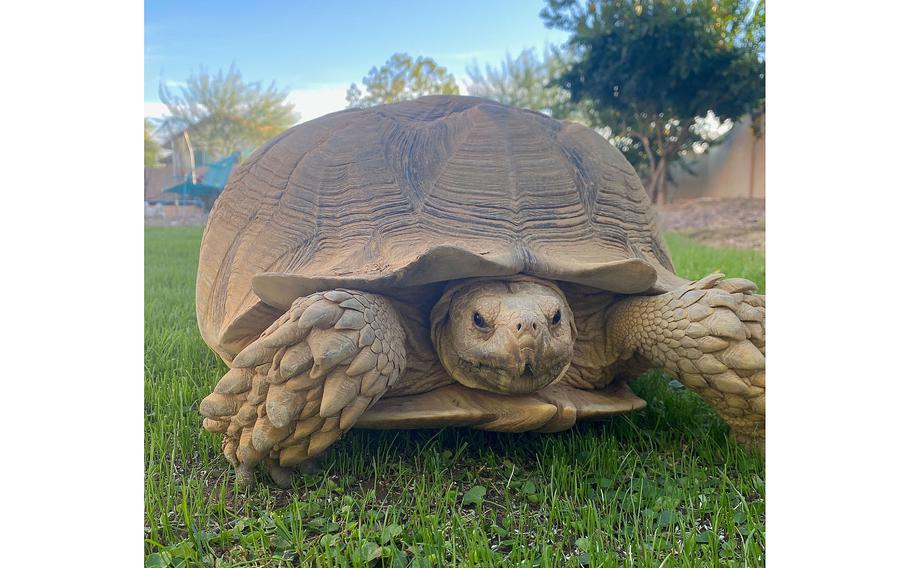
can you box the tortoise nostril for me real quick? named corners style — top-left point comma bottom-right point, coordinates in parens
top-left (532, 322), bottom-right (538, 331)
top-left (516, 322), bottom-right (522, 331)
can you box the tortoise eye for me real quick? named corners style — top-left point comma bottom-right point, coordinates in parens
top-left (472, 312), bottom-right (487, 328)
top-left (551, 309), bottom-right (562, 325)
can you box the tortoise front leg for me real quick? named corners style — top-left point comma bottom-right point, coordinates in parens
top-left (200, 289), bottom-right (407, 487)
top-left (604, 275), bottom-right (765, 447)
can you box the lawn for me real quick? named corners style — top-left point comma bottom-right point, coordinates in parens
top-left (145, 227), bottom-right (765, 567)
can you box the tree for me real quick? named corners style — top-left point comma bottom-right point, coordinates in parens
top-left (346, 53), bottom-right (459, 108)
top-left (542, 0), bottom-right (765, 203)
top-left (144, 119), bottom-right (161, 168)
top-left (465, 46), bottom-right (595, 123)
top-left (156, 64), bottom-right (298, 161)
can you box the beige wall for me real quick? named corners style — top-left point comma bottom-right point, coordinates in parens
top-left (670, 116), bottom-right (765, 202)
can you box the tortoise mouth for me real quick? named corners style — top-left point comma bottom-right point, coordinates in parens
top-left (453, 353), bottom-right (570, 395)
top-left (521, 362), bottom-right (535, 379)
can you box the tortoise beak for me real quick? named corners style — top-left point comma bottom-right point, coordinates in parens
top-left (513, 314), bottom-right (542, 349)
top-left (505, 315), bottom-right (549, 387)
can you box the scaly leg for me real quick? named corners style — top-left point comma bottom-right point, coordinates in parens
top-left (200, 289), bottom-right (407, 486)
top-left (604, 275), bottom-right (765, 447)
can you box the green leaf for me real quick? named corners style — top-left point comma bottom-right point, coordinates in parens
top-left (462, 485), bottom-right (487, 507)
top-left (270, 533), bottom-right (293, 553)
top-left (658, 510), bottom-right (677, 527)
top-left (168, 542), bottom-right (195, 560)
top-left (360, 542), bottom-right (383, 562)
top-left (521, 480), bottom-right (537, 495)
top-left (575, 537), bottom-right (591, 551)
top-left (380, 523), bottom-right (403, 544)
top-left (390, 549), bottom-right (409, 568)
top-left (145, 552), bottom-right (171, 568)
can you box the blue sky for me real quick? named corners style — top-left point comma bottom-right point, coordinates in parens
top-left (145, 0), bottom-right (569, 123)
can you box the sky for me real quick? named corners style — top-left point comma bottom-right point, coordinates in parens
top-left (145, 0), bottom-right (570, 124)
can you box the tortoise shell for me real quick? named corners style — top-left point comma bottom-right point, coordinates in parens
top-left (196, 96), bottom-right (686, 361)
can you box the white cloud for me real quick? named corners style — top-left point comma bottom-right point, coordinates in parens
top-left (144, 101), bottom-right (169, 120)
top-left (286, 84), bottom-right (349, 124)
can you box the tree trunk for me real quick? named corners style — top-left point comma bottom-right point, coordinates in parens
top-left (648, 158), bottom-right (669, 205)
top-left (646, 174), bottom-right (659, 203)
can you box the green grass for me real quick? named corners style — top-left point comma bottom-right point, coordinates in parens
top-left (662, 234), bottom-right (765, 294)
top-left (145, 227), bottom-right (765, 567)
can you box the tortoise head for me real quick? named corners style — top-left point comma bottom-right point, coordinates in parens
top-left (431, 276), bottom-right (577, 394)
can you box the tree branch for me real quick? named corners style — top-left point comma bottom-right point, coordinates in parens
top-left (627, 128), bottom-right (656, 172)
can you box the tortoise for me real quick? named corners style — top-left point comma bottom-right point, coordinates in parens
top-left (197, 95), bottom-right (765, 487)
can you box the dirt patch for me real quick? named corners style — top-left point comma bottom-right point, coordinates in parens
top-left (657, 198), bottom-right (765, 249)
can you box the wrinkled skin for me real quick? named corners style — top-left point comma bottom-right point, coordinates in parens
top-left (432, 278), bottom-right (577, 394)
